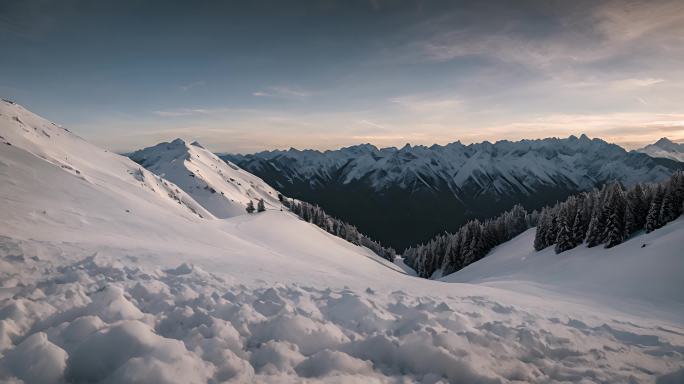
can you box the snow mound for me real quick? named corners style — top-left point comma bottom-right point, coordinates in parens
top-left (0, 244), bottom-right (682, 383)
top-left (131, 138), bottom-right (282, 218)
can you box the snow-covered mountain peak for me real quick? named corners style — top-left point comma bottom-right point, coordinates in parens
top-left (131, 138), bottom-right (282, 218)
top-left (636, 137), bottom-right (684, 162)
top-left (655, 137), bottom-right (676, 147)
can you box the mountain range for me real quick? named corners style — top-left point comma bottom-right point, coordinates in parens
top-left (223, 136), bottom-right (682, 250)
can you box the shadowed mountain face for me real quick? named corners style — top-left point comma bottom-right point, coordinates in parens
top-left (222, 135), bottom-right (682, 250)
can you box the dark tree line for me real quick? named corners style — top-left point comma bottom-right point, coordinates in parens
top-left (285, 199), bottom-right (397, 262)
top-left (403, 204), bottom-right (539, 278)
top-left (535, 171), bottom-right (684, 253)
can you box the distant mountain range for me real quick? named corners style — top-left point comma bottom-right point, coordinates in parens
top-left (636, 137), bottom-right (684, 162)
top-left (222, 135), bottom-right (683, 250)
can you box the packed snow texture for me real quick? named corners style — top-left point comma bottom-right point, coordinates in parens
top-left (1, 240), bottom-right (683, 383)
top-left (1, 99), bottom-right (683, 382)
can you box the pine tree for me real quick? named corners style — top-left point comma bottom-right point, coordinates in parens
top-left (570, 207), bottom-right (585, 246)
top-left (585, 212), bottom-right (602, 247)
top-left (245, 200), bottom-right (255, 213)
top-left (659, 185), bottom-right (677, 224)
top-left (645, 186), bottom-right (664, 233)
top-left (257, 198), bottom-right (266, 212)
top-left (602, 182), bottom-right (627, 248)
top-left (626, 183), bottom-right (648, 230)
top-left (554, 210), bottom-right (573, 254)
top-left (604, 211), bottom-right (624, 248)
top-left (623, 204), bottom-right (636, 238)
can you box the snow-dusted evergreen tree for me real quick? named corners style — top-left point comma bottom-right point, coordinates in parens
top-left (659, 185), bottom-right (677, 224)
top-left (534, 208), bottom-right (555, 251)
top-left (626, 183), bottom-right (648, 231)
top-left (287, 199), bottom-right (395, 262)
top-left (603, 211), bottom-right (624, 248)
top-left (246, 200), bottom-right (255, 213)
top-left (409, 172), bottom-right (683, 279)
top-left (554, 207), bottom-right (573, 254)
top-left (585, 212), bottom-right (602, 247)
top-left (645, 186), bottom-right (664, 233)
top-left (406, 204), bottom-right (536, 278)
top-left (537, 172), bottom-right (683, 251)
top-left (571, 205), bottom-right (586, 247)
top-left (602, 182), bottom-right (627, 248)
top-left (257, 198), bottom-right (266, 212)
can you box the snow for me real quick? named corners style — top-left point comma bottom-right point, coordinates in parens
top-left (1, 99), bottom-right (683, 383)
top-left (443, 220), bottom-right (684, 319)
top-left (226, 134), bottom-right (675, 196)
top-left (636, 137), bottom-right (684, 162)
top-left (130, 139), bottom-right (282, 218)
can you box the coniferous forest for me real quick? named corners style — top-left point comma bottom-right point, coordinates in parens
top-left (403, 204), bottom-right (538, 278)
top-left (534, 171), bottom-right (684, 253)
top-left (285, 198), bottom-right (397, 262)
top-left (404, 171), bottom-right (684, 279)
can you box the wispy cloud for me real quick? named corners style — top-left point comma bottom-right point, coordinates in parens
top-left (153, 108), bottom-right (217, 117)
top-left (408, 0), bottom-right (684, 76)
top-left (252, 86), bottom-right (316, 99)
top-left (179, 80), bottom-right (205, 92)
top-left (152, 106), bottom-right (257, 117)
top-left (390, 94), bottom-right (462, 112)
top-left (357, 119), bottom-right (387, 130)
top-left (613, 77), bottom-right (665, 89)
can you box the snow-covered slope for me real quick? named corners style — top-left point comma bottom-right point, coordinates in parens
top-left (0, 100), bottom-right (215, 233)
top-left (444, 220), bottom-right (684, 316)
top-left (1, 100), bottom-right (683, 383)
top-left (130, 139), bottom-right (281, 218)
top-left (637, 137), bottom-right (684, 162)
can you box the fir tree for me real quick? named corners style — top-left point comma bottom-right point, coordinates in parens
top-left (570, 207), bottom-right (585, 247)
top-left (645, 186), bottom-right (664, 233)
top-left (604, 211), bottom-right (624, 248)
top-left (257, 198), bottom-right (266, 212)
top-left (245, 200), bottom-right (255, 213)
top-left (585, 212), bottom-right (602, 247)
top-left (554, 210), bottom-right (573, 254)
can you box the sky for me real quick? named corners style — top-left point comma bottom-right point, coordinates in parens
top-left (1, 0), bottom-right (684, 153)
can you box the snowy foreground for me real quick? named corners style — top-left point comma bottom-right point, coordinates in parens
top-left (1, 99), bottom-right (683, 383)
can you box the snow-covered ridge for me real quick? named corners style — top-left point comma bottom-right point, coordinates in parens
top-left (131, 139), bottom-right (282, 218)
top-left (637, 137), bottom-right (684, 162)
top-left (0, 99), bottom-right (212, 221)
top-left (225, 134), bottom-right (677, 195)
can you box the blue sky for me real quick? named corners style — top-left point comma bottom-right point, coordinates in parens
top-left (1, 0), bottom-right (683, 153)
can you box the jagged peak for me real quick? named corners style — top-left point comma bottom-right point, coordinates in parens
top-left (655, 137), bottom-right (674, 146)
